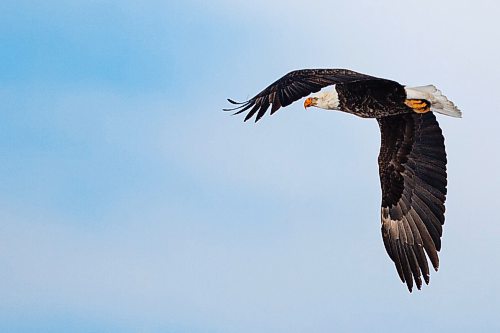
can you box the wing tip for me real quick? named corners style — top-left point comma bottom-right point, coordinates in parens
top-left (223, 98), bottom-right (252, 112)
top-left (227, 98), bottom-right (244, 105)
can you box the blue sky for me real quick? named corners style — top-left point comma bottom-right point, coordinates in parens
top-left (1, 0), bottom-right (499, 332)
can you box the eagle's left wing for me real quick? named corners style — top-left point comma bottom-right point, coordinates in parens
top-left (377, 112), bottom-right (447, 292)
top-left (224, 69), bottom-right (378, 122)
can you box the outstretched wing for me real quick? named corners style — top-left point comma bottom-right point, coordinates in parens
top-left (224, 69), bottom-right (378, 122)
top-left (377, 112), bottom-right (447, 292)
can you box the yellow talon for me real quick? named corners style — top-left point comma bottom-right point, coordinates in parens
top-left (405, 99), bottom-right (430, 114)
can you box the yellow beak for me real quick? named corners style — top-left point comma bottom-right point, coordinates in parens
top-left (304, 97), bottom-right (314, 109)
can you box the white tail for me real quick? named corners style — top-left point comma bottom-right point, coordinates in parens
top-left (405, 85), bottom-right (462, 118)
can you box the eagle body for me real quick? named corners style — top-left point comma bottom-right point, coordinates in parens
top-left (335, 79), bottom-right (410, 118)
top-left (225, 69), bottom-right (461, 292)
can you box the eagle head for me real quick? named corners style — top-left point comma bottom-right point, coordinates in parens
top-left (304, 90), bottom-right (340, 110)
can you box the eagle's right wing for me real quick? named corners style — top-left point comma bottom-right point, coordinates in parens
top-left (377, 112), bottom-right (447, 292)
top-left (224, 69), bottom-right (379, 122)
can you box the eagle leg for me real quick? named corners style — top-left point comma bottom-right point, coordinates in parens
top-left (405, 99), bottom-right (431, 114)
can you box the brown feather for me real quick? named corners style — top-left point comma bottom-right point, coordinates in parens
top-left (378, 112), bottom-right (447, 290)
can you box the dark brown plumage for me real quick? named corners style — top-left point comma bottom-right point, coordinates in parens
top-left (224, 69), bottom-right (378, 122)
top-left (378, 112), bottom-right (446, 291)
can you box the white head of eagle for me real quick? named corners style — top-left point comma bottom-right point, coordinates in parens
top-left (304, 87), bottom-right (340, 110)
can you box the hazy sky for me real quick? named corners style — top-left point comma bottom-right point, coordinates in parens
top-left (1, 1), bottom-right (500, 332)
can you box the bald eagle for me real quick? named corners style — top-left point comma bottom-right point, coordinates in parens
top-left (225, 69), bottom-right (461, 292)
